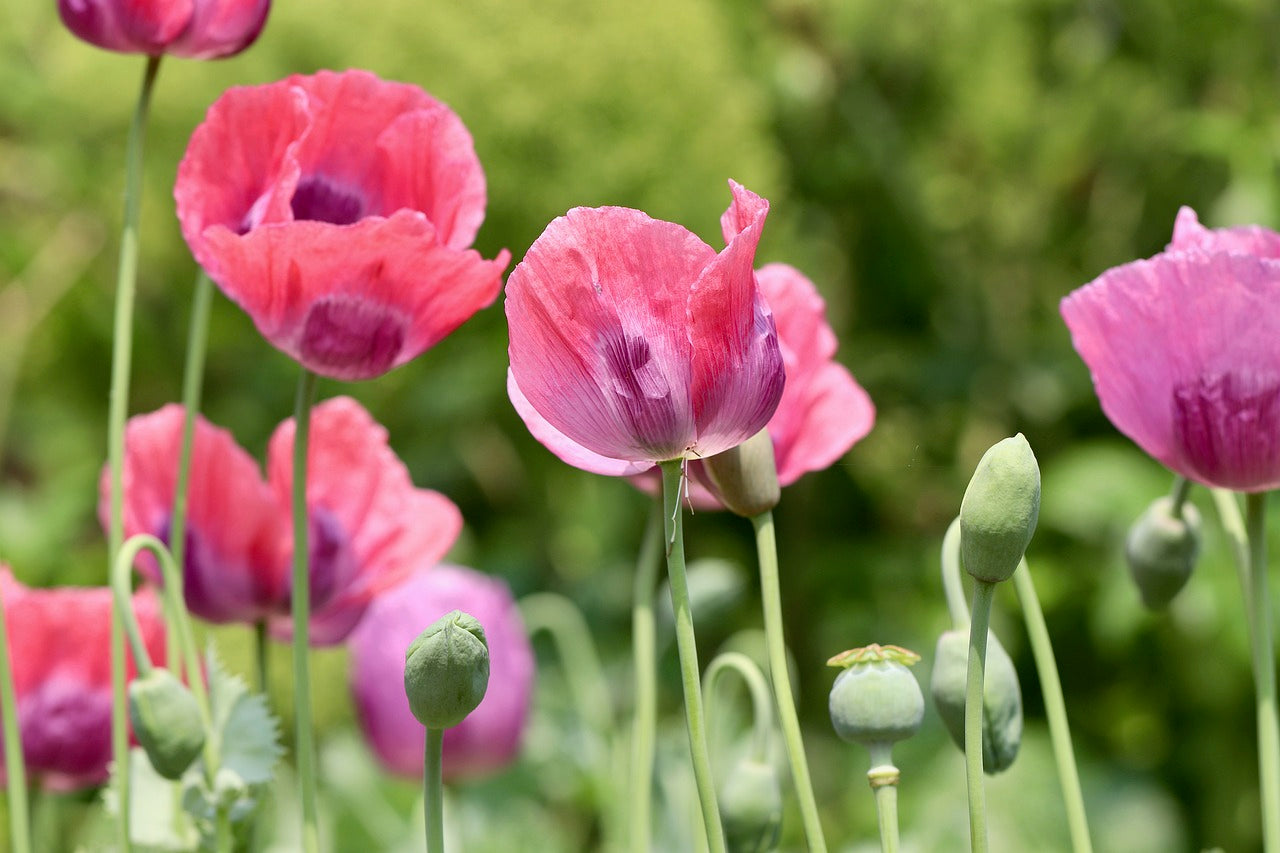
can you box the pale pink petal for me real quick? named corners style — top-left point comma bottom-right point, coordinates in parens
top-left (772, 363), bottom-right (875, 486)
top-left (1169, 206), bottom-right (1280, 260)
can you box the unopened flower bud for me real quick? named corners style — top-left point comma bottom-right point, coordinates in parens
top-left (960, 434), bottom-right (1041, 583)
top-left (1125, 497), bottom-right (1201, 608)
top-left (703, 430), bottom-right (781, 518)
top-left (404, 610), bottom-right (490, 730)
top-left (719, 757), bottom-right (783, 853)
top-left (827, 644), bottom-right (924, 747)
top-left (128, 668), bottom-right (205, 781)
top-left (930, 628), bottom-right (1022, 773)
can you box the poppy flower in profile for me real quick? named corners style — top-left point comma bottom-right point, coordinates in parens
top-left (0, 567), bottom-right (164, 791)
top-left (58, 0), bottom-right (270, 59)
top-left (175, 69), bottom-right (509, 381)
top-left (267, 396), bottom-right (464, 644)
top-left (348, 564), bottom-right (533, 781)
top-left (1062, 207), bottom-right (1280, 491)
top-left (507, 181), bottom-right (785, 475)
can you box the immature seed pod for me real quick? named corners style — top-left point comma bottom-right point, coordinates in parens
top-left (827, 644), bottom-right (924, 748)
top-left (128, 668), bottom-right (205, 781)
top-left (718, 757), bottom-right (783, 853)
top-left (703, 430), bottom-right (782, 518)
top-left (960, 434), bottom-right (1041, 583)
top-left (404, 610), bottom-right (490, 730)
top-left (1125, 496), bottom-right (1201, 609)
top-left (930, 628), bottom-right (1023, 773)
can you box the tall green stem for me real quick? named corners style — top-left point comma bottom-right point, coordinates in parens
top-left (964, 579), bottom-right (995, 853)
top-left (630, 502), bottom-right (662, 853)
top-left (0, 587), bottom-right (30, 853)
top-left (1246, 493), bottom-right (1280, 852)
top-left (751, 510), bottom-right (828, 852)
top-left (424, 728), bottom-right (444, 853)
top-left (867, 743), bottom-right (900, 853)
top-left (290, 369), bottom-right (320, 853)
top-left (660, 460), bottom-right (726, 853)
top-left (107, 54), bottom-right (162, 853)
top-left (254, 621), bottom-right (269, 696)
top-left (1011, 561), bottom-right (1092, 853)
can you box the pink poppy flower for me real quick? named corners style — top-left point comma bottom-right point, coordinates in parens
top-left (348, 564), bottom-right (533, 781)
top-left (1062, 207), bottom-right (1280, 491)
top-left (267, 396), bottom-right (464, 644)
top-left (175, 69), bottom-right (509, 381)
top-left (105, 405), bottom-right (289, 625)
top-left (0, 567), bottom-right (164, 791)
top-left (507, 181), bottom-right (785, 475)
top-left (58, 0), bottom-right (269, 59)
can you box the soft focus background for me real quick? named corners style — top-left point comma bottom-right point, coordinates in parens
top-left (3, 1), bottom-right (1279, 850)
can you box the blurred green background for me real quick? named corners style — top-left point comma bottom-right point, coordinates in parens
top-left (4, 0), bottom-right (1280, 850)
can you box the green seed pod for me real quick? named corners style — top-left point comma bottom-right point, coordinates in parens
top-left (1125, 496), bottom-right (1201, 609)
top-left (930, 628), bottom-right (1023, 773)
top-left (827, 645), bottom-right (924, 747)
top-left (718, 758), bottom-right (783, 853)
top-left (127, 668), bottom-right (206, 781)
top-left (404, 609), bottom-right (490, 729)
top-left (960, 434), bottom-right (1041, 583)
top-left (703, 430), bottom-right (781, 518)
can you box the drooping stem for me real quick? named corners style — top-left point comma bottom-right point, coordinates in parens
top-left (424, 728), bottom-right (445, 853)
top-left (751, 510), bottom-right (828, 853)
top-left (107, 54), bottom-right (162, 853)
top-left (0, 586), bottom-right (31, 853)
top-left (964, 579), bottom-right (995, 853)
top-left (290, 369), bottom-right (320, 853)
top-left (702, 651), bottom-right (774, 762)
top-left (1245, 492), bottom-right (1280, 853)
top-left (940, 516), bottom-right (969, 629)
top-left (629, 501), bottom-right (662, 853)
top-left (1011, 561), bottom-right (1092, 853)
top-left (659, 460), bottom-right (726, 853)
top-left (867, 743), bottom-right (900, 853)
top-left (518, 593), bottom-right (614, 737)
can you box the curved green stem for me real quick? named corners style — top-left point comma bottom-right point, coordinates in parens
top-left (1245, 493), bottom-right (1280, 852)
top-left (1012, 561), bottom-right (1092, 853)
top-left (107, 54), bottom-right (162, 853)
top-left (751, 510), bottom-right (828, 853)
top-left (702, 652), bottom-right (774, 762)
top-left (964, 579), bottom-right (995, 853)
top-left (290, 369), bottom-right (320, 853)
top-left (660, 460), bottom-right (726, 853)
top-left (629, 501), bottom-right (662, 853)
top-left (519, 593), bottom-right (614, 737)
top-left (940, 517), bottom-right (969, 629)
top-left (0, 586), bottom-right (31, 853)
top-left (424, 728), bottom-right (444, 853)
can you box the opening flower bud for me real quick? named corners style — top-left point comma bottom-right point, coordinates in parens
top-left (703, 430), bottom-right (781, 518)
top-left (930, 628), bottom-right (1023, 773)
top-left (127, 668), bottom-right (206, 781)
top-left (1125, 496), bottom-right (1202, 609)
top-left (404, 609), bottom-right (490, 730)
top-left (718, 757), bottom-right (783, 853)
top-left (827, 644), bottom-right (924, 748)
top-left (960, 434), bottom-right (1041, 583)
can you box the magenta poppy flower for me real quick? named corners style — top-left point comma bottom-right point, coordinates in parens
top-left (104, 405), bottom-right (289, 625)
top-left (348, 564), bottom-right (533, 781)
top-left (1062, 207), bottom-right (1280, 491)
top-left (58, 0), bottom-right (269, 59)
top-left (507, 181), bottom-right (786, 475)
top-left (175, 69), bottom-right (509, 381)
top-left (267, 396), bottom-right (464, 644)
top-left (0, 567), bottom-right (164, 791)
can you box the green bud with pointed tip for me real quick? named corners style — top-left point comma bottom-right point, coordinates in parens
top-left (128, 668), bottom-right (205, 781)
top-left (704, 430), bottom-right (781, 518)
top-left (404, 609), bottom-right (490, 730)
top-left (960, 434), bottom-right (1040, 583)
top-left (719, 757), bottom-right (783, 853)
top-left (1125, 496), bottom-right (1201, 609)
top-left (930, 628), bottom-right (1023, 773)
top-left (827, 644), bottom-right (924, 747)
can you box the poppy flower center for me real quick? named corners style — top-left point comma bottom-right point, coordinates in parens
top-left (291, 177), bottom-right (366, 226)
top-left (1172, 370), bottom-right (1280, 489)
top-left (600, 330), bottom-right (680, 457)
top-left (299, 295), bottom-right (408, 379)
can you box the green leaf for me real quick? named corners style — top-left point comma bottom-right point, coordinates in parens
top-left (101, 747), bottom-right (200, 852)
top-left (206, 647), bottom-right (283, 787)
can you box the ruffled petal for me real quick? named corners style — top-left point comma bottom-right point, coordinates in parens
top-left (1169, 206), bottom-right (1280, 260)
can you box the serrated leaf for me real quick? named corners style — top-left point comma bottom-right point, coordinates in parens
top-left (102, 747), bottom-right (200, 852)
top-left (206, 646), bottom-right (283, 786)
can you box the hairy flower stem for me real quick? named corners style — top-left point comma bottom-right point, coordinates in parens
top-left (1012, 561), bottom-right (1092, 853)
top-left (964, 579), bottom-right (995, 853)
top-left (660, 460), bottom-right (726, 853)
top-left (0, 587), bottom-right (30, 853)
top-left (752, 510), bottom-right (828, 852)
top-left (290, 369), bottom-right (320, 853)
top-left (107, 54), bottom-right (162, 853)
top-left (424, 728), bottom-right (445, 853)
top-left (629, 503), bottom-right (662, 853)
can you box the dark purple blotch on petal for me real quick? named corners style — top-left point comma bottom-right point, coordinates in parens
top-left (1172, 370), bottom-right (1280, 490)
top-left (599, 330), bottom-right (680, 458)
top-left (291, 177), bottom-right (366, 226)
top-left (304, 506), bottom-right (358, 610)
top-left (299, 295), bottom-right (407, 379)
top-left (18, 677), bottom-right (112, 780)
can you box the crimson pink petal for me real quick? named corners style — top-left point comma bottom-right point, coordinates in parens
top-left (167, 0), bottom-right (269, 59)
top-left (1169, 206), bottom-right (1280, 260)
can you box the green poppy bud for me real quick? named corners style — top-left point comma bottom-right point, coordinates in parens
top-left (827, 644), bottom-right (924, 748)
top-left (719, 757), bottom-right (783, 853)
top-left (127, 668), bottom-right (205, 781)
top-left (1125, 497), bottom-right (1201, 609)
top-left (703, 430), bottom-right (781, 518)
top-left (960, 434), bottom-right (1041, 583)
top-left (404, 609), bottom-right (490, 730)
top-left (929, 628), bottom-right (1023, 773)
